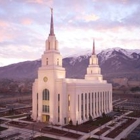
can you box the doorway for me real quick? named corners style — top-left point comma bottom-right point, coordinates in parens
top-left (42, 115), bottom-right (50, 122)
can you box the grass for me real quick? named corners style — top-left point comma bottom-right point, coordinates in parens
top-left (127, 111), bottom-right (140, 118)
top-left (6, 114), bottom-right (27, 119)
top-left (91, 116), bottom-right (112, 126)
top-left (105, 119), bottom-right (136, 138)
top-left (95, 127), bottom-right (110, 135)
top-left (33, 136), bottom-right (58, 140)
top-left (86, 137), bottom-right (99, 140)
top-left (64, 116), bottom-right (112, 133)
top-left (0, 126), bottom-right (8, 131)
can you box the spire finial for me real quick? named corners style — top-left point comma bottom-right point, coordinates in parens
top-left (49, 8), bottom-right (55, 36)
top-left (92, 39), bottom-right (95, 55)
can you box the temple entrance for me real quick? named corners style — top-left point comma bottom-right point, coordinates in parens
top-left (46, 115), bottom-right (50, 122)
top-left (42, 115), bottom-right (50, 123)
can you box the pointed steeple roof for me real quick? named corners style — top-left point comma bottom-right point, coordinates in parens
top-left (49, 8), bottom-right (55, 36)
top-left (92, 39), bottom-right (95, 55)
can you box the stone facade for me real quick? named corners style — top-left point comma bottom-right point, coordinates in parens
top-left (32, 9), bottom-right (112, 125)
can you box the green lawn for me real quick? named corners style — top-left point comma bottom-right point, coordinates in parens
top-left (92, 116), bottom-right (112, 126)
top-left (33, 136), bottom-right (57, 140)
top-left (6, 114), bottom-right (27, 119)
top-left (87, 137), bottom-right (99, 140)
top-left (0, 126), bottom-right (8, 131)
top-left (127, 111), bottom-right (140, 118)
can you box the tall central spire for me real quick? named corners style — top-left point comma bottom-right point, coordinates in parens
top-left (49, 8), bottom-right (55, 36)
top-left (92, 39), bottom-right (95, 55)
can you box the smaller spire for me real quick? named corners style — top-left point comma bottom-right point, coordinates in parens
top-left (92, 39), bottom-right (95, 55)
top-left (49, 8), bottom-right (55, 36)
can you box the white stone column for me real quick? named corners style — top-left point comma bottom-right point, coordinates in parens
top-left (104, 92), bottom-right (106, 113)
top-left (98, 92), bottom-right (100, 116)
top-left (83, 93), bottom-right (85, 121)
top-left (100, 92), bottom-right (101, 115)
top-left (87, 93), bottom-right (89, 120)
top-left (90, 92), bottom-right (92, 118)
top-left (108, 91), bottom-right (110, 112)
top-left (105, 93), bottom-right (108, 113)
top-left (109, 91), bottom-right (112, 111)
top-left (101, 92), bottom-right (104, 113)
top-left (107, 92), bottom-right (110, 112)
top-left (103, 92), bottom-right (105, 113)
top-left (38, 91), bottom-right (43, 122)
top-left (79, 94), bottom-right (81, 124)
top-left (93, 92), bottom-right (95, 118)
top-left (105, 92), bottom-right (107, 113)
top-left (96, 92), bottom-right (99, 116)
top-left (104, 92), bottom-right (106, 112)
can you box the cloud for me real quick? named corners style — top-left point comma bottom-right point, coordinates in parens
top-left (20, 18), bottom-right (33, 25)
top-left (0, 20), bottom-right (9, 27)
top-left (26, 0), bottom-right (53, 7)
top-left (84, 14), bottom-right (100, 22)
top-left (0, 0), bottom-right (140, 66)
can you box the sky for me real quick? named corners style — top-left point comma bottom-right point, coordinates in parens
top-left (0, 0), bottom-right (140, 66)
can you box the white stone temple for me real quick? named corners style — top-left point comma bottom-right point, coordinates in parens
top-left (32, 9), bottom-right (112, 125)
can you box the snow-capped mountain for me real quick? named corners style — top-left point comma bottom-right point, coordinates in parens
top-left (0, 48), bottom-right (140, 80)
top-left (98, 47), bottom-right (140, 64)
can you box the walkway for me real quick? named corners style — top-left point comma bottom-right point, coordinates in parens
top-left (0, 111), bottom-right (139, 140)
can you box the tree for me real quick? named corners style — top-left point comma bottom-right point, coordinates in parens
top-left (102, 112), bottom-right (106, 117)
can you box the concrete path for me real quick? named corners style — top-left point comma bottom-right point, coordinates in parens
top-left (0, 111), bottom-right (139, 140)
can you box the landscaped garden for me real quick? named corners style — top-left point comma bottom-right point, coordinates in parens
top-left (0, 119), bottom-right (7, 124)
top-left (108, 122), bottom-right (116, 127)
top-left (94, 127), bottom-right (110, 135)
top-left (0, 126), bottom-right (8, 131)
top-left (33, 136), bottom-right (57, 140)
top-left (41, 126), bottom-right (82, 139)
top-left (0, 132), bottom-right (21, 139)
top-left (105, 118), bottom-right (136, 138)
top-left (86, 137), bottom-right (99, 140)
top-left (64, 116), bottom-right (112, 133)
top-left (21, 114), bottom-right (35, 122)
top-left (0, 107), bottom-right (31, 117)
top-left (6, 113), bottom-right (28, 119)
top-left (127, 111), bottom-right (140, 118)
top-left (8, 121), bottom-right (29, 128)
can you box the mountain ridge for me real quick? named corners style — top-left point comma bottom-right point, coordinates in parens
top-left (0, 47), bottom-right (140, 81)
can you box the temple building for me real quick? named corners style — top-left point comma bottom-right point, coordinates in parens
top-left (32, 9), bottom-right (112, 125)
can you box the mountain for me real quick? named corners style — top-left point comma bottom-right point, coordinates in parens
top-left (0, 47), bottom-right (140, 81)
top-left (98, 48), bottom-right (140, 80)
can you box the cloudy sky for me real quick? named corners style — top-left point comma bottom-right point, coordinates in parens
top-left (0, 0), bottom-right (140, 66)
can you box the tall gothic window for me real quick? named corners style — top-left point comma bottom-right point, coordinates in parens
top-left (43, 89), bottom-right (49, 100)
top-left (43, 105), bottom-right (49, 113)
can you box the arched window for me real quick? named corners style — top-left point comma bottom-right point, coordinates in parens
top-left (43, 89), bottom-right (49, 100)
